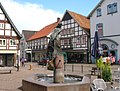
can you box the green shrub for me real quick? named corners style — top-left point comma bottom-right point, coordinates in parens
top-left (96, 57), bottom-right (112, 82)
top-left (102, 63), bottom-right (112, 82)
top-left (96, 57), bottom-right (104, 70)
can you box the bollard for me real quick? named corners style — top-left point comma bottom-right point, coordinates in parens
top-left (17, 63), bottom-right (19, 71)
top-left (29, 64), bottom-right (32, 70)
top-left (81, 65), bottom-right (83, 73)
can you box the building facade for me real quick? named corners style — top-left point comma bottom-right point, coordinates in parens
top-left (60, 10), bottom-right (90, 63)
top-left (88, 0), bottom-right (120, 63)
top-left (27, 10), bottom-right (90, 64)
top-left (20, 30), bottom-right (37, 61)
top-left (27, 18), bottom-right (60, 62)
top-left (0, 3), bottom-right (22, 66)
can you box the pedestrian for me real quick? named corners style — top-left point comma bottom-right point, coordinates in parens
top-left (21, 57), bottom-right (25, 67)
top-left (108, 53), bottom-right (115, 65)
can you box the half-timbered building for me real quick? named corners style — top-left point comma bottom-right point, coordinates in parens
top-left (0, 3), bottom-right (22, 66)
top-left (27, 18), bottom-right (60, 62)
top-left (60, 10), bottom-right (90, 63)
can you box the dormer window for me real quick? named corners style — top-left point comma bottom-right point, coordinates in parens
top-left (97, 8), bottom-right (102, 17)
top-left (107, 3), bottom-right (117, 14)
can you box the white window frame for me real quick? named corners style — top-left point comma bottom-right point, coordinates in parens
top-left (10, 39), bottom-right (16, 46)
top-left (97, 8), bottom-right (102, 17)
top-left (107, 3), bottom-right (117, 14)
top-left (0, 23), bottom-right (4, 29)
top-left (113, 3), bottom-right (117, 13)
top-left (0, 39), bottom-right (6, 46)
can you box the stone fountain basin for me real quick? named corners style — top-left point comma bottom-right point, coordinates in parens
top-left (22, 74), bottom-right (90, 91)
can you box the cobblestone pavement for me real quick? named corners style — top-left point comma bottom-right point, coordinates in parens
top-left (0, 62), bottom-right (119, 91)
top-left (0, 62), bottom-right (53, 91)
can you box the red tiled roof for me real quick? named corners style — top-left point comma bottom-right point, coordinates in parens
top-left (28, 20), bottom-right (60, 41)
top-left (67, 10), bottom-right (90, 30)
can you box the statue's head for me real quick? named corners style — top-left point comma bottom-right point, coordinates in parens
top-left (56, 22), bottom-right (62, 28)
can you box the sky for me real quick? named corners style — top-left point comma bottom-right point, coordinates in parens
top-left (0, 0), bottom-right (100, 33)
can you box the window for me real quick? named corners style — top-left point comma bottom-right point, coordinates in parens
top-left (96, 23), bottom-right (103, 37)
top-left (107, 4), bottom-right (112, 14)
top-left (61, 25), bottom-right (64, 29)
top-left (81, 36), bottom-right (86, 45)
top-left (75, 23), bottom-right (78, 27)
top-left (75, 31), bottom-right (78, 36)
top-left (97, 8), bottom-right (102, 17)
top-left (0, 40), bottom-right (2, 45)
top-left (65, 25), bottom-right (67, 29)
top-left (0, 39), bottom-right (6, 46)
top-left (70, 28), bottom-right (74, 34)
top-left (68, 24), bottom-right (70, 28)
top-left (3, 40), bottom-right (5, 45)
top-left (76, 37), bottom-right (80, 44)
top-left (113, 3), bottom-right (117, 13)
top-left (64, 20), bottom-right (67, 24)
top-left (71, 19), bottom-right (74, 23)
top-left (0, 23), bottom-right (4, 29)
top-left (10, 39), bottom-right (16, 45)
top-left (64, 39), bottom-right (68, 45)
top-left (79, 30), bottom-right (82, 35)
top-left (71, 23), bottom-right (74, 27)
top-left (75, 27), bottom-right (78, 31)
top-left (66, 29), bottom-right (70, 34)
top-left (61, 40), bottom-right (64, 45)
top-left (107, 3), bottom-right (117, 14)
top-left (68, 20), bottom-right (71, 24)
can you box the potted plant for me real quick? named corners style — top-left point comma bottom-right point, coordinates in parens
top-left (102, 60), bottom-right (112, 82)
top-left (96, 57), bottom-right (112, 82)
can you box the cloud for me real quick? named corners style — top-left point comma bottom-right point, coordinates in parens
top-left (0, 0), bottom-right (63, 33)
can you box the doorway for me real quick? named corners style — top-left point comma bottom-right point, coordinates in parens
top-left (101, 44), bottom-right (109, 57)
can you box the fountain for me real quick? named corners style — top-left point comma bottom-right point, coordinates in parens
top-left (22, 23), bottom-right (90, 91)
top-left (22, 74), bottom-right (90, 91)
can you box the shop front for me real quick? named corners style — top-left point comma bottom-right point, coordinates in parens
top-left (91, 39), bottom-right (118, 64)
top-left (0, 54), bottom-right (14, 66)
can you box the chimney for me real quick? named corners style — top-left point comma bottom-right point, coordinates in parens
top-left (57, 17), bottom-right (60, 22)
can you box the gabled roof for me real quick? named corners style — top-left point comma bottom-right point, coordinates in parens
top-left (22, 30), bottom-right (37, 41)
top-left (0, 2), bottom-right (22, 38)
top-left (88, 0), bottom-right (104, 18)
top-left (63, 10), bottom-right (90, 30)
top-left (28, 19), bottom-right (60, 41)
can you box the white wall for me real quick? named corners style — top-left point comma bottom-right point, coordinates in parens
top-left (91, 0), bottom-right (120, 37)
top-left (90, 0), bottom-right (120, 61)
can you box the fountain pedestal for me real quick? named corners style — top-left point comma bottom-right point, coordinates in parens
top-left (54, 69), bottom-right (64, 83)
top-left (22, 75), bottom-right (90, 91)
top-left (54, 55), bottom-right (64, 83)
